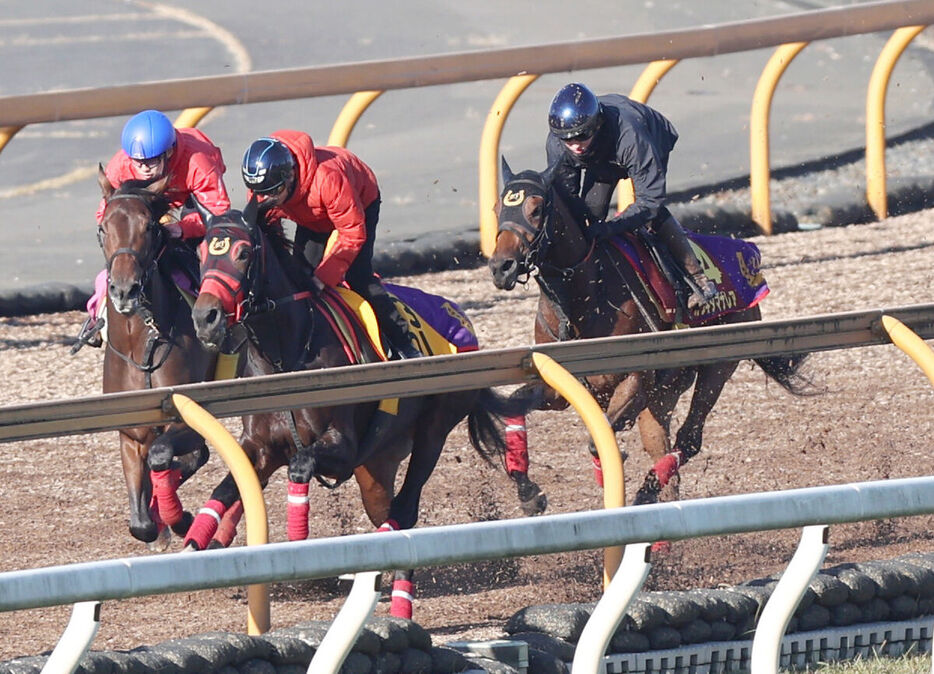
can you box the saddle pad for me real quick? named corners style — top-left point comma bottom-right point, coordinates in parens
top-left (332, 284), bottom-right (479, 361)
top-left (610, 231), bottom-right (770, 326)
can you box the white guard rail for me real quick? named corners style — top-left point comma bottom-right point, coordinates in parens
top-left (1, 476), bottom-right (933, 674)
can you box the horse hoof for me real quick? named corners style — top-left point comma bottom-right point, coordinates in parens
top-left (633, 486), bottom-right (659, 506)
top-left (147, 526), bottom-right (172, 553)
top-left (520, 491), bottom-right (548, 517)
top-left (206, 540), bottom-right (226, 550)
top-left (170, 511), bottom-right (194, 537)
top-left (181, 541), bottom-right (200, 553)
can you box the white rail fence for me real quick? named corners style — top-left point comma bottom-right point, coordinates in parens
top-left (2, 477), bottom-right (934, 673)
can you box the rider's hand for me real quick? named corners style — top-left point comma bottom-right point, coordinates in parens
top-left (588, 220), bottom-right (611, 241)
top-left (162, 221), bottom-right (184, 239)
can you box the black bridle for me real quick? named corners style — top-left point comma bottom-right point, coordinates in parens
top-left (97, 191), bottom-right (178, 385)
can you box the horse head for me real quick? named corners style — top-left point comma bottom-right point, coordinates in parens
top-left (489, 157), bottom-right (561, 290)
top-left (190, 196), bottom-right (262, 351)
top-left (96, 166), bottom-right (171, 315)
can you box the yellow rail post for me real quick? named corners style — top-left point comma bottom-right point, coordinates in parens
top-left (479, 74), bottom-right (540, 258)
top-left (616, 59), bottom-right (679, 215)
top-left (749, 42), bottom-right (807, 235)
top-left (880, 315), bottom-right (934, 387)
top-left (866, 25), bottom-right (927, 221)
top-left (530, 352), bottom-right (624, 587)
top-left (328, 91), bottom-right (384, 148)
top-left (171, 393), bottom-right (270, 635)
top-left (173, 107), bottom-right (214, 129)
top-left (0, 125), bottom-right (23, 157)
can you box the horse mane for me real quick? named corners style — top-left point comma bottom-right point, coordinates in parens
top-left (111, 177), bottom-right (172, 221)
top-left (255, 221), bottom-right (319, 293)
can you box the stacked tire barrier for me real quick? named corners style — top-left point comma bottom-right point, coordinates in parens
top-left (2, 552), bottom-right (933, 673)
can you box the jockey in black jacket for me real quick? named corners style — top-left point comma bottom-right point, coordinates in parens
top-left (545, 82), bottom-right (719, 309)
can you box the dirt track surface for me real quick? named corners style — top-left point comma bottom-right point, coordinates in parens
top-left (2, 211), bottom-right (934, 662)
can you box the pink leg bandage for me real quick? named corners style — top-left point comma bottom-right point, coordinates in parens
top-left (212, 500), bottom-right (243, 548)
top-left (287, 481), bottom-right (310, 541)
top-left (390, 578), bottom-right (414, 619)
top-left (183, 499), bottom-right (226, 550)
top-left (151, 468), bottom-right (183, 526)
top-left (504, 415), bottom-right (529, 475)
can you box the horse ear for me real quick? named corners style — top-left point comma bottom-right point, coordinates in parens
top-left (243, 194), bottom-right (260, 229)
top-left (501, 156), bottom-right (516, 185)
top-left (97, 164), bottom-right (115, 199)
top-left (190, 194), bottom-right (215, 227)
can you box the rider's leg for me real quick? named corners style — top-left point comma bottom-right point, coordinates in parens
top-left (74, 269), bottom-right (108, 350)
top-left (654, 210), bottom-right (718, 309)
top-left (344, 197), bottom-right (421, 359)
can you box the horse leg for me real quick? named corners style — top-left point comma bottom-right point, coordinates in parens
top-left (208, 500), bottom-right (244, 549)
top-left (635, 361), bottom-right (737, 506)
top-left (354, 458), bottom-right (414, 617)
top-left (119, 430), bottom-right (163, 545)
top-left (592, 373), bottom-right (648, 488)
top-left (505, 383), bottom-right (562, 516)
top-left (148, 424), bottom-right (207, 536)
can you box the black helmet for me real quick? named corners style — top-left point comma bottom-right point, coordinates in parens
top-left (241, 137), bottom-right (295, 194)
top-left (548, 83), bottom-right (602, 140)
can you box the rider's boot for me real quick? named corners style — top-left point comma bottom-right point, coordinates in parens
top-left (686, 272), bottom-right (719, 310)
top-left (71, 315), bottom-right (104, 354)
top-left (368, 292), bottom-right (422, 360)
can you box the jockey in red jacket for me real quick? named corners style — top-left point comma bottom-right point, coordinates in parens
top-left (75, 110), bottom-right (231, 349)
top-left (241, 130), bottom-right (420, 359)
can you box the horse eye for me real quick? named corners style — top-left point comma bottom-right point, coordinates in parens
top-left (236, 247), bottom-right (251, 262)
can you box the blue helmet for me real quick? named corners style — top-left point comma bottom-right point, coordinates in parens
top-left (241, 137), bottom-right (296, 194)
top-left (548, 83), bottom-right (602, 140)
top-left (121, 110), bottom-right (176, 160)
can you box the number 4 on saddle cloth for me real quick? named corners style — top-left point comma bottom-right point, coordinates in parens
top-left (611, 230), bottom-right (769, 327)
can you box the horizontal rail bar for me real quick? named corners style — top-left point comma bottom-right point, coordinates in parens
top-left (1, 0), bottom-right (931, 126)
top-left (0, 304), bottom-right (932, 443)
top-left (0, 475), bottom-right (931, 612)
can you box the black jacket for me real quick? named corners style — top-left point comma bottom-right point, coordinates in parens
top-left (545, 93), bottom-right (678, 232)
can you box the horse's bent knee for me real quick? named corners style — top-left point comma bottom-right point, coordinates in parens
top-left (147, 437), bottom-right (175, 472)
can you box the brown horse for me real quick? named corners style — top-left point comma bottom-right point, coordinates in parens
top-left (488, 159), bottom-right (815, 509)
top-left (185, 197), bottom-right (525, 618)
top-left (96, 168), bottom-right (217, 550)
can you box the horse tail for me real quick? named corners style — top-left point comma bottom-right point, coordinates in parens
top-left (467, 387), bottom-right (540, 469)
top-left (754, 352), bottom-right (824, 396)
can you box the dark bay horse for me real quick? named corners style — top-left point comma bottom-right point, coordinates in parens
top-left (488, 158), bottom-right (815, 509)
top-left (95, 168), bottom-right (217, 549)
top-left (186, 198), bottom-right (524, 619)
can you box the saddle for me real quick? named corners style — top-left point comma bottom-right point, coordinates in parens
top-left (608, 229), bottom-right (770, 326)
top-left (319, 284), bottom-right (479, 365)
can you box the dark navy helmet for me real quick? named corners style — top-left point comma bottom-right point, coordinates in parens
top-left (548, 83), bottom-right (602, 140)
top-left (241, 137), bottom-right (295, 194)
top-left (121, 110), bottom-right (176, 160)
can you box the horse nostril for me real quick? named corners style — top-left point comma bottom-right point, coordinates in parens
top-left (206, 308), bottom-right (220, 327)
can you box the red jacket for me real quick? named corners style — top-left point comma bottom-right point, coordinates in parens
top-left (255, 130), bottom-right (380, 288)
top-left (96, 127), bottom-right (231, 239)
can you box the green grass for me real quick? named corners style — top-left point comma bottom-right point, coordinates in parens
top-left (787, 653), bottom-right (930, 672)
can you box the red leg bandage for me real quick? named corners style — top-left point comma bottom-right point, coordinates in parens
top-left (377, 519), bottom-right (400, 533)
top-left (504, 415), bottom-right (529, 475)
top-left (653, 450), bottom-right (684, 488)
top-left (287, 481), bottom-right (310, 541)
top-left (390, 578), bottom-right (414, 619)
top-left (183, 499), bottom-right (225, 550)
top-left (151, 468), bottom-right (183, 526)
top-left (592, 456), bottom-right (604, 488)
top-left (212, 500), bottom-right (243, 548)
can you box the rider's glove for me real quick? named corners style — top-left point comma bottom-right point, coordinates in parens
top-left (159, 213), bottom-right (183, 239)
top-left (587, 220), bottom-right (612, 241)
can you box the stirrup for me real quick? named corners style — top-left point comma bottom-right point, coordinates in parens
top-left (71, 316), bottom-right (104, 355)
